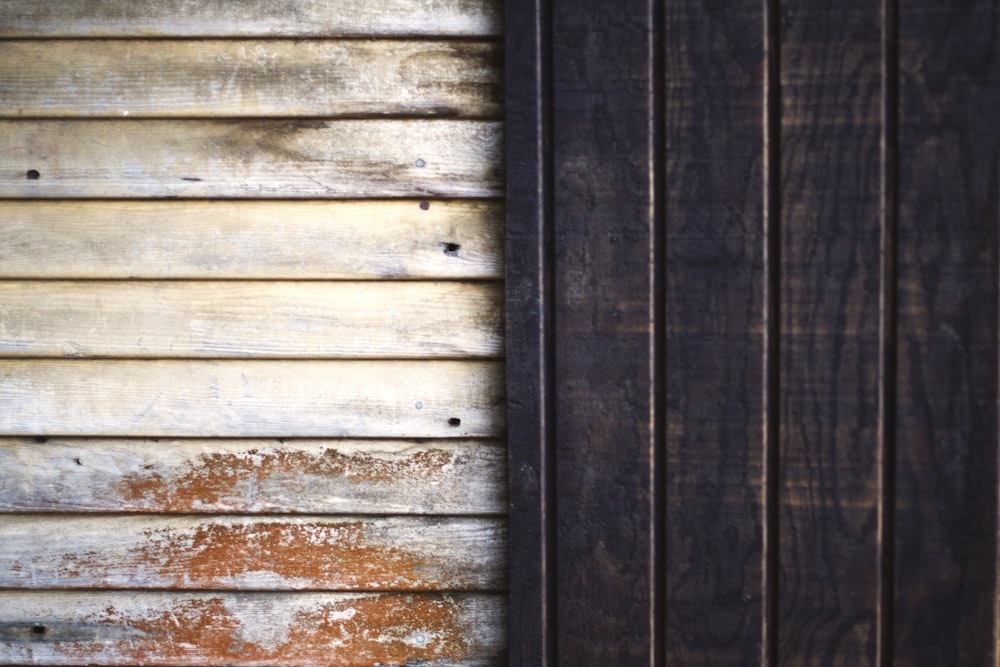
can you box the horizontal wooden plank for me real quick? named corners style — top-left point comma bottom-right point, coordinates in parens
top-left (0, 515), bottom-right (505, 590)
top-left (0, 41), bottom-right (501, 118)
top-left (0, 281), bottom-right (503, 358)
top-left (0, 120), bottom-right (503, 198)
top-left (0, 592), bottom-right (504, 665)
top-left (0, 438), bottom-right (506, 514)
top-left (0, 200), bottom-right (503, 279)
top-left (0, 0), bottom-right (502, 37)
top-left (0, 360), bottom-right (504, 437)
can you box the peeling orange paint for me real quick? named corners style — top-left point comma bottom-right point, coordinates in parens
top-left (113, 446), bottom-right (459, 512)
top-left (133, 521), bottom-right (445, 590)
top-left (56, 595), bottom-right (474, 666)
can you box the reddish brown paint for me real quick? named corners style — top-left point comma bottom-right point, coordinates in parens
top-left (51, 520), bottom-right (482, 590)
top-left (55, 595), bottom-right (472, 665)
top-left (113, 446), bottom-right (459, 512)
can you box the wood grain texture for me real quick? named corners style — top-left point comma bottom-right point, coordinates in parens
top-left (0, 438), bottom-right (506, 514)
top-left (0, 360), bottom-right (504, 437)
top-left (503, 0), bottom-right (553, 662)
top-left (551, 0), bottom-right (662, 662)
top-left (0, 0), bottom-right (502, 37)
top-left (0, 592), bottom-right (505, 666)
top-left (0, 120), bottom-right (503, 198)
top-left (893, 1), bottom-right (1000, 664)
top-left (0, 281), bottom-right (503, 358)
top-left (0, 200), bottom-right (503, 279)
top-left (0, 515), bottom-right (505, 591)
top-left (0, 40), bottom-right (501, 118)
top-left (779, 3), bottom-right (883, 664)
top-left (664, 1), bottom-right (765, 663)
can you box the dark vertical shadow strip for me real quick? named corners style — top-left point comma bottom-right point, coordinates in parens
top-left (877, 0), bottom-right (899, 664)
top-left (650, 0), bottom-right (667, 663)
top-left (762, 0), bottom-right (782, 664)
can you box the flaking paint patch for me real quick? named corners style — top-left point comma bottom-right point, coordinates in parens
top-left (135, 521), bottom-right (439, 589)
top-left (113, 445), bottom-right (459, 511)
top-left (53, 595), bottom-right (472, 665)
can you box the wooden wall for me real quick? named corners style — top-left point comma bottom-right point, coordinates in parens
top-left (506, 0), bottom-right (1000, 664)
top-left (0, 2), bottom-right (506, 665)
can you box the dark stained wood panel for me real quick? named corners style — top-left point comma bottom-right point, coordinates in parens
top-left (551, 0), bottom-right (662, 662)
top-left (0, 0), bottom-right (502, 37)
top-left (664, 0), bottom-right (767, 664)
top-left (0, 120), bottom-right (503, 198)
top-left (0, 40), bottom-right (501, 118)
top-left (505, 0), bottom-right (1000, 663)
top-left (893, 0), bottom-right (1000, 664)
top-left (778, 2), bottom-right (884, 664)
top-left (665, 2), bottom-right (765, 666)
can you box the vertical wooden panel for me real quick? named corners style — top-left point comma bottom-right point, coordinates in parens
top-left (505, 0), bottom-right (555, 664)
top-left (779, 2), bottom-right (884, 664)
top-left (894, 0), bottom-right (1000, 664)
top-left (551, 0), bottom-right (662, 662)
top-left (664, 1), bottom-right (766, 664)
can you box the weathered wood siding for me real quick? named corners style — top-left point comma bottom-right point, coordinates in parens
top-left (0, 2), bottom-right (505, 665)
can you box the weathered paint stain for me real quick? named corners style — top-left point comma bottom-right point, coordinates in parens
top-left (142, 521), bottom-right (438, 590)
top-left (113, 446), bottom-right (458, 512)
top-left (48, 519), bottom-right (494, 590)
top-left (52, 595), bottom-right (472, 665)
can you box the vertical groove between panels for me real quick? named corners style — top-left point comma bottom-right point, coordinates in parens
top-left (877, 0), bottom-right (899, 665)
top-left (995, 80), bottom-right (1000, 667)
top-left (762, 0), bottom-right (782, 664)
top-left (649, 0), bottom-right (667, 664)
top-left (540, 0), bottom-right (557, 664)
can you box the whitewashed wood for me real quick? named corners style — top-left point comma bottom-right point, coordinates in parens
top-left (0, 200), bottom-right (503, 279)
top-left (0, 592), bottom-right (504, 665)
top-left (0, 281), bottom-right (503, 358)
top-left (0, 0), bottom-right (502, 37)
top-left (0, 120), bottom-right (503, 198)
top-left (0, 438), bottom-right (506, 513)
top-left (0, 360), bottom-right (504, 437)
top-left (0, 41), bottom-right (501, 118)
top-left (0, 515), bottom-right (505, 590)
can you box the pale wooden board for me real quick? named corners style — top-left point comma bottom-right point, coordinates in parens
top-left (0, 200), bottom-right (503, 279)
top-left (0, 592), bottom-right (505, 665)
top-left (0, 438), bottom-right (506, 514)
top-left (0, 515), bottom-right (505, 591)
top-left (0, 360), bottom-right (505, 437)
top-left (0, 41), bottom-right (501, 118)
top-left (0, 0), bottom-right (501, 37)
top-left (0, 120), bottom-right (503, 198)
top-left (0, 281), bottom-right (503, 358)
